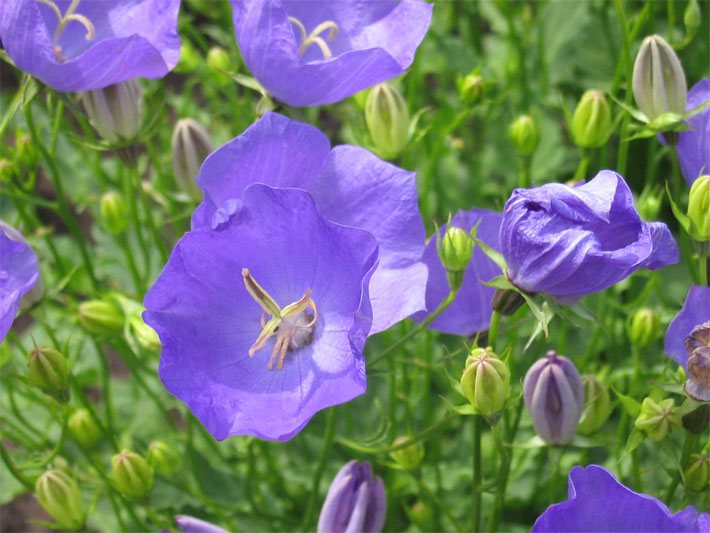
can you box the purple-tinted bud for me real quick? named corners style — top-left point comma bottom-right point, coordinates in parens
top-left (523, 351), bottom-right (584, 445)
top-left (317, 461), bottom-right (386, 533)
top-left (175, 515), bottom-right (229, 533)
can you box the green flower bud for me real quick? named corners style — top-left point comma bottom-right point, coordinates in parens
top-left (570, 90), bottom-right (612, 148)
top-left (407, 500), bottom-right (435, 530)
top-left (68, 409), bottom-right (102, 449)
top-left (632, 35), bottom-right (687, 121)
top-left (35, 469), bottom-right (84, 531)
top-left (99, 192), bottom-right (129, 235)
top-left (577, 375), bottom-right (612, 435)
top-left (684, 453), bottom-right (709, 492)
top-left (390, 436), bottom-right (424, 471)
top-left (684, 0), bottom-right (701, 41)
top-left (628, 308), bottom-right (660, 348)
top-left (460, 347), bottom-right (510, 416)
top-left (508, 114), bottom-right (539, 157)
top-left (0, 158), bottom-right (13, 182)
top-left (15, 131), bottom-right (37, 168)
top-left (687, 175), bottom-right (710, 242)
top-left (176, 40), bottom-right (201, 74)
top-left (111, 450), bottom-right (154, 500)
top-left (207, 46), bottom-right (231, 73)
top-left (77, 299), bottom-right (124, 337)
top-left (27, 347), bottom-right (70, 402)
top-left (458, 73), bottom-right (484, 107)
top-left (438, 226), bottom-right (474, 273)
top-left (634, 397), bottom-right (681, 441)
top-left (365, 83), bottom-right (410, 160)
top-left (637, 185), bottom-right (663, 221)
top-left (171, 118), bottom-right (213, 200)
top-left (82, 79), bottom-right (144, 143)
top-left (129, 313), bottom-right (161, 351)
top-left (147, 440), bottom-right (181, 475)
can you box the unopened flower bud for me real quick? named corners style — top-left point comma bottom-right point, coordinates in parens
top-left (111, 450), bottom-right (154, 500)
top-left (27, 347), bottom-right (69, 402)
top-left (438, 226), bottom-right (475, 274)
top-left (684, 453), bottom-right (709, 492)
top-left (637, 186), bottom-right (662, 221)
top-left (461, 347), bottom-right (510, 416)
top-left (628, 308), bottom-right (660, 348)
top-left (147, 440), bottom-right (181, 475)
top-left (570, 90), bottom-right (612, 148)
top-left (365, 83), bottom-right (410, 160)
top-left (129, 313), bottom-right (161, 351)
top-left (77, 299), bottom-right (124, 336)
top-left (509, 114), bottom-right (539, 157)
top-left (684, 0), bottom-right (701, 41)
top-left (632, 35), bottom-right (687, 121)
top-left (523, 351), bottom-right (584, 445)
top-left (207, 46), bottom-right (231, 72)
top-left (82, 79), bottom-right (144, 143)
top-left (407, 500), bottom-right (434, 530)
top-left (171, 118), bottom-right (213, 199)
top-left (634, 397), bottom-right (681, 441)
top-left (99, 192), bottom-right (129, 235)
top-left (317, 461), bottom-right (386, 533)
top-left (577, 375), bottom-right (612, 436)
top-left (35, 470), bottom-right (84, 531)
top-left (390, 436), bottom-right (424, 471)
top-left (687, 175), bottom-right (710, 241)
top-left (459, 73), bottom-right (484, 107)
top-left (68, 409), bottom-right (101, 449)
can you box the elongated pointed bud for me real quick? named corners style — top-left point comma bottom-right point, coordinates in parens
top-left (577, 375), bottom-right (612, 436)
top-left (147, 440), bottom-right (181, 475)
top-left (27, 347), bottom-right (70, 402)
top-left (77, 299), bottom-right (125, 337)
top-left (171, 118), bottom-right (213, 199)
top-left (68, 409), bottom-right (101, 449)
top-left (390, 436), bottom-right (424, 471)
top-left (82, 79), bottom-right (144, 143)
top-left (509, 114), bottom-right (539, 157)
top-left (365, 83), bottom-right (410, 160)
top-left (523, 351), bottom-right (584, 445)
top-left (628, 308), bottom-right (660, 348)
top-left (35, 470), bottom-right (85, 531)
top-left (570, 90), bottom-right (612, 148)
top-left (460, 347), bottom-right (510, 416)
top-left (438, 226), bottom-right (475, 273)
top-left (684, 0), bottom-right (701, 43)
top-left (111, 450), bottom-right (154, 500)
top-left (99, 192), bottom-right (129, 235)
top-left (687, 175), bottom-right (710, 242)
top-left (634, 397), bottom-right (681, 441)
top-left (684, 453), bottom-right (709, 492)
top-left (632, 35), bottom-right (687, 121)
top-left (459, 73), bottom-right (484, 107)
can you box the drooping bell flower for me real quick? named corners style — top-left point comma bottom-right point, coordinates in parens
top-left (500, 170), bottom-right (678, 302)
top-left (0, 221), bottom-right (39, 342)
top-left (665, 285), bottom-right (710, 402)
top-left (191, 111), bottom-right (427, 334)
top-left (144, 185), bottom-right (378, 441)
top-left (229, 0), bottom-right (432, 107)
top-left (532, 465), bottom-right (709, 532)
top-left (414, 209), bottom-right (502, 336)
top-left (676, 78), bottom-right (710, 185)
top-left (317, 461), bottom-right (386, 533)
top-left (0, 0), bottom-right (181, 92)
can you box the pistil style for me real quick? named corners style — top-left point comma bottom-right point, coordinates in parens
top-left (35, 0), bottom-right (95, 61)
top-left (288, 16), bottom-right (338, 59)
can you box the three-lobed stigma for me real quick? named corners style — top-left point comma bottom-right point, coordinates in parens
top-left (35, 0), bottom-right (96, 62)
top-left (288, 16), bottom-right (338, 60)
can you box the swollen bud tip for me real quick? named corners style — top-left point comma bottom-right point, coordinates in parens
top-left (570, 90), bottom-right (612, 149)
top-left (365, 83), bottom-right (410, 160)
top-left (460, 347), bottom-right (510, 416)
top-left (509, 114), bottom-right (539, 157)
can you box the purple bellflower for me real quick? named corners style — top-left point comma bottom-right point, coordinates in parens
top-left (317, 461), bottom-right (386, 533)
top-left (191, 111), bottom-right (427, 335)
top-left (414, 209), bottom-right (503, 336)
top-left (500, 170), bottom-right (678, 302)
top-left (532, 464), bottom-right (710, 532)
top-left (1, 221), bottom-right (39, 342)
top-left (144, 185), bottom-right (378, 441)
top-left (665, 285), bottom-right (710, 402)
top-left (230, 0), bottom-right (432, 107)
top-left (175, 515), bottom-right (229, 533)
top-left (677, 78), bottom-right (710, 185)
top-left (0, 0), bottom-right (181, 92)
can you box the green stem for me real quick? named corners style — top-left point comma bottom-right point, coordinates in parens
top-left (117, 235), bottom-right (145, 294)
top-left (665, 432), bottom-right (698, 503)
top-left (613, 0), bottom-right (633, 177)
top-left (573, 150), bottom-right (592, 182)
top-left (0, 443), bottom-right (35, 491)
top-left (301, 408), bottom-right (337, 529)
top-left (472, 415), bottom-right (483, 532)
top-left (487, 310), bottom-right (502, 350)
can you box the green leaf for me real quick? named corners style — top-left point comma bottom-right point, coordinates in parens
top-left (440, 395), bottom-right (479, 416)
top-left (482, 275), bottom-right (515, 291)
top-left (665, 183), bottom-right (692, 234)
top-left (612, 387), bottom-right (641, 418)
top-left (521, 293), bottom-right (549, 338)
top-left (473, 237), bottom-right (507, 273)
top-left (623, 428), bottom-right (646, 455)
top-left (231, 73), bottom-right (266, 94)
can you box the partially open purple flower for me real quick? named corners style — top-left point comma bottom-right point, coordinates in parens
top-left (677, 78), bottom-right (710, 185)
top-left (176, 515), bottom-right (229, 533)
top-left (1, 221), bottom-right (39, 342)
top-left (500, 171), bottom-right (678, 302)
top-left (0, 0), bottom-right (181, 92)
top-left (230, 0), bottom-right (432, 107)
top-left (317, 461), bottom-right (386, 533)
top-left (144, 185), bottom-right (377, 441)
top-left (413, 209), bottom-right (502, 336)
top-left (192, 112), bottom-right (427, 335)
top-left (532, 464), bottom-right (710, 532)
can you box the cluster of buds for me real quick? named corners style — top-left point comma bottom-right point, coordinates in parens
top-left (460, 347), bottom-right (510, 416)
top-left (365, 82), bottom-right (410, 160)
top-left (634, 397), bottom-right (681, 441)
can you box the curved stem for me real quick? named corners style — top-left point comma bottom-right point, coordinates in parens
top-left (472, 415), bottom-right (483, 532)
top-left (301, 408), bottom-right (337, 529)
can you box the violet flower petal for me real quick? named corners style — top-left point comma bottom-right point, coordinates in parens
top-left (532, 465), bottom-right (709, 532)
top-left (0, 0), bottom-right (181, 92)
top-left (665, 285), bottom-right (710, 369)
top-left (144, 185), bottom-right (378, 441)
top-left (677, 78), bottom-right (710, 185)
top-left (175, 515), bottom-right (230, 533)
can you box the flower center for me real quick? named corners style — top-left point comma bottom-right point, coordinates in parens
top-left (35, 0), bottom-right (96, 62)
top-left (242, 268), bottom-right (317, 371)
top-left (288, 16), bottom-right (338, 60)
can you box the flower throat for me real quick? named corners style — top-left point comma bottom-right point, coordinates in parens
top-left (36, 0), bottom-right (96, 62)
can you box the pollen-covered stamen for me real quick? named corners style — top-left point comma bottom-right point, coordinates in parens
top-left (242, 268), bottom-right (318, 370)
top-left (288, 16), bottom-right (338, 60)
top-left (35, 0), bottom-right (96, 62)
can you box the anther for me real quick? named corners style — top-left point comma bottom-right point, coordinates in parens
top-left (35, 0), bottom-right (96, 62)
top-left (288, 16), bottom-right (338, 60)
